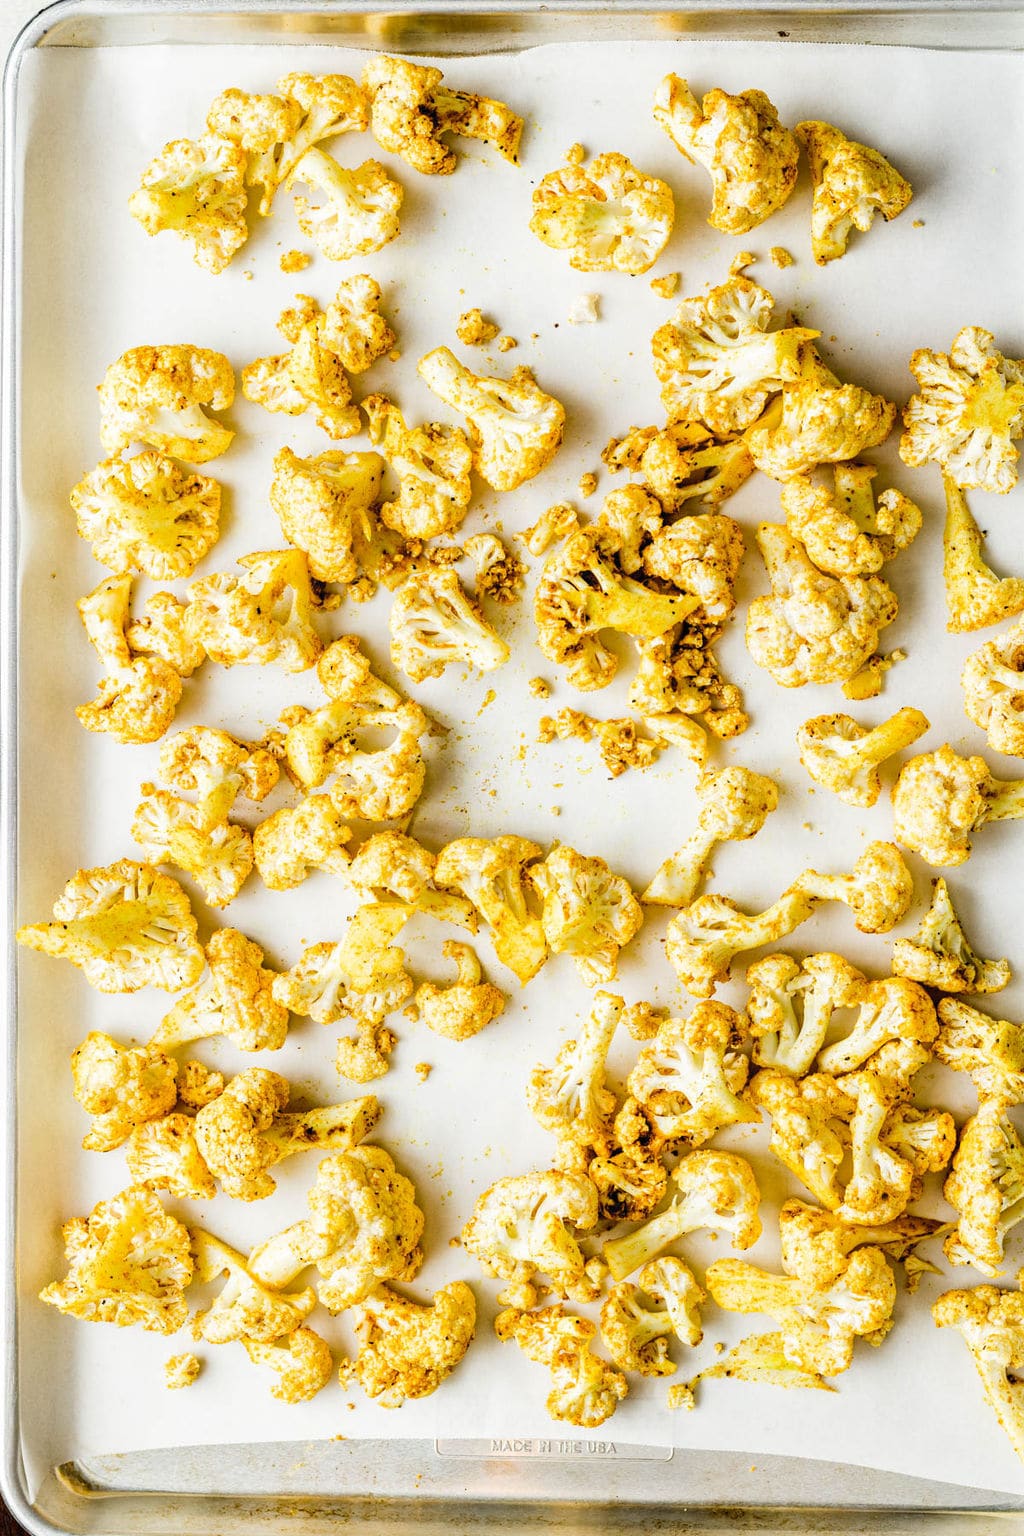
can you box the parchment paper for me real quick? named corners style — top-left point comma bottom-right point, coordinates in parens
top-left (13, 33), bottom-right (1024, 1500)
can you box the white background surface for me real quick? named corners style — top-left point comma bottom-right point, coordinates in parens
top-left (11, 30), bottom-right (1024, 1500)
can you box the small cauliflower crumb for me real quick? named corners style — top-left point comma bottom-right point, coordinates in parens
top-left (538, 708), bottom-right (664, 777)
top-left (529, 677), bottom-right (551, 699)
top-left (165, 1353), bottom-right (201, 1390)
top-left (242, 270), bottom-right (254, 281)
top-left (842, 648), bottom-right (907, 700)
top-left (668, 1382), bottom-right (696, 1411)
top-left (912, 219), bottom-right (925, 229)
top-left (577, 472), bottom-right (599, 498)
top-left (480, 689), bottom-right (496, 711)
top-left (568, 293), bottom-right (600, 325)
top-left (770, 246), bottom-right (795, 268)
top-left (520, 501), bottom-right (580, 557)
top-left (456, 308), bottom-right (500, 346)
top-left (729, 250), bottom-right (757, 275)
top-left (280, 249), bottom-right (312, 273)
top-left (650, 273), bottom-right (680, 299)
top-left (414, 1062), bottom-right (432, 1082)
top-left (497, 335), bottom-right (518, 352)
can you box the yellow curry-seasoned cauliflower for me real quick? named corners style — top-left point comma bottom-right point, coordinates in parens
top-left (342, 1281), bottom-right (476, 1406)
top-left (901, 326), bottom-right (1024, 494)
top-left (606, 418), bottom-right (755, 513)
top-left (795, 121), bottom-right (912, 265)
top-left (893, 882), bottom-right (1010, 997)
top-left (462, 1170), bottom-right (599, 1301)
top-left (891, 743), bottom-right (1024, 867)
top-left (126, 1113), bottom-right (217, 1202)
top-left (70, 1032), bottom-right (178, 1152)
top-left (17, 859), bottom-right (203, 994)
top-left (253, 795), bottom-right (352, 891)
top-left (129, 133), bottom-right (249, 274)
top-left (389, 567), bottom-right (510, 684)
top-left (627, 1001), bottom-right (757, 1146)
top-left (781, 462), bottom-right (921, 577)
top-left (746, 523), bottom-right (898, 688)
top-left (653, 76), bottom-right (799, 234)
top-left (156, 927), bottom-right (289, 1051)
top-left (934, 1274), bottom-right (1024, 1465)
top-left (778, 1199), bottom-right (944, 1288)
top-left (40, 1186), bottom-right (192, 1334)
top-left (630, 617), bottom-right (748, 743)
top-left (191, 1229), bottom-right (316, 1345)
top-left (76, 573), bottom-right (186, 745)
top-left (434, 835), bottom-right (547, 985)
top-left (131, 785), bottom-right (256, 911)
top-left (126, 590), bottom-right (205, 679)
top-left (603, 1149), bottom-right (762, 1281)
top-left (936, 997), bottom-right (1024, 1107)
top-left (242, 293), bottom-right (367, 440)
top-left (186, 549), bottom-right (322, 672)
top-left (269, 444), bottom-right (384, 585)
top-left (362, 54), bottom-right (523, 174)
top-left (795, 707), bottom-right (930, 808)
top-left (465, 533), bottom-right (526, 606)
top-left (414, 941), bottom-right (506, 1041)
top-left (528, 845), bottom-right (642, 987)
top-left (747, 374), bottom-right (896, 483)
top-left (347, 831), bottom-right (476, 928)
top-left (962, 617), bottom-right (1024, 754)
top-left (941, 475), bottom-right (1024, 633)
top-left (291, 147), bottom-right (403, 261)
top-left (363, 393), bottom-right (473, 540)
top-left (530, 146), bottom-right (674, 275)
top-left (641, 512), bottom-right (744, 623)
top-left (644, 766), bottom-right (779, 907)
top-left (99, 345), bottom-right (234, 463)
top-left (746, 952), bottom-right (864, 1078)
top-left (244, 1327), bottom-right (334, 1403)
top-left (526, 991), bottom-right (621, 1161)
top-left (943, 1101), bottom-right (1024, 1276)
top-left (71, 452), bottom-right (221, 580)
top-left (418, 348), bottom-right (565, 492)
top-left (497, 1305), bottom-right (628, 1427)
top-left (164, 1352), bottom-right (202, 1390)
top-left (599, 1258), bottom-right (705, 1376)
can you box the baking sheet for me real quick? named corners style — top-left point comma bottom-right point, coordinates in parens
top-left (12, 32), bottom-right (1024, 1501)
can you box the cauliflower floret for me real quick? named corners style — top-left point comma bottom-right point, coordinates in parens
top-left (99, 345), bottom-right (234, 462)
top-left (418, 348), bottom-right (564, 492)
top-left (782, 463), bottom-right (921, 577)
top-left (630, 616), bottom-right (747, 739)
top-left (613, 420), bottom-right (755, 512)
top-left (817, 976), bottom-right (937, 1076)
top-left (779, 1199), bottom-right (944, 1288)
top-left (603, 1149), bottom-right (761, 1281)
top-left (247, 1145), bottom-right (424, 1312)
top-left (462, 1170), bottom-right (599, 1300)
top-left (704, 1247), bottom-right (896, 1377)
top-left (538, 708), bottom-right (672, 778)
top-left (254, 796), bottom-right (353, 891)
top-left (641, 513), bottom-right (744, 621)
top-left (527, 991), bottom-right (622, 1158)
top-left (600, 1277), bottom-right (682, 1377)
top-left (653, 76), bottom-right (799, 234)
top-left (528, 845), bottom-right (642, 987)
top-left (901, 327), bottom-right (1024, 494)
top-left (933, 1274), bottom-right (1024, 1464)
top-left (71, 452), bottom-right (221, 580)
top-left (796, 707), bottom-right (930, 808)
top-left (434, 836), bottom-right (547, 985)
top-left (520, 500), bottom-right (580, 556)
top-left (943, 1102), bottom-right (1024, 1276)
top-left (589, 1098), bottom-right (669, 1224)
top-left (891, 744), bottom-right (1024, 867)
top-left (941, 473), bottom-right (1024, 633)
top-left (76, 573), bottom-right (185, 745)
top-left (191, 1230), bottom-right (315, 1345)
top-left (187, 549), bottom-right (322, 672)
top-left (362, 55), bottom-right (523, 174)
top-left (244, 1327), bottom-right (334, 1403)
top-left (746, 523), bottom-right (898, 687)
top-left (131, 789), bottom-right (254, 908)
top-left (164, 1352), bottom-right (201, 1390)
top-left (650, 277), bottom-right (817, 433)
top-left (935, 997), bottom-right (1024, 1105)
top-left (126, 591), bottom-right (206, 678)
top-left (125, 1113), bottom-right (217, 1201)
top-left (830, 1068), bottom-right (953, 1226)
top-left (343, 1282), bottom-right (476, 1406)
top-left (209, 74), bottom-right (368, 215)
top-left (962, 618), bottom-right (1024, 753)
top-left (496, 1306), bottom-right (627, 1427)
top-left (389, 567), bottom-right (510, 683)
top-left (626, 1002), bottom-right (756, 1145)
top-left (362, 393), bottom-right (473, 540)
top-left (643, 766), bottom-right (778, 907)
top-left (269, 445), bottom-right (384, 585)
top-left (795, 121), bottom-right (912, 265)
top-left (747, 379), bottom-right (896, 482)
top-left (40, 1187), bottom-right (192, 1334)
top-left (129, 133), bottom-right (248, 273)
top-left (793, 840), bottom-right (914, 934)
top-left (894, 882), bottom-right (1010, 996)
top-left (176, 1059), bottom-right (225, 1110)
top-left (746, 952), bottom-right (863, 1078)
top-left (464, 533), bottom-right (526, 606)
top-left (155, 927), bottom-right (288, 1051)
top-left (746, 1069), bottom-right (852, 1209)
top-left (311, 274), bottom-right (397, 375)
top-left (70, 1032), bottom-right (177, 1151)
top-left (242, 304), bottom-right (361, 440)
top-left (347, 832), bottom-right (476, 928)
top-left (17, 859), bottom-right (202, 994)
top-left (291, 147), bottom-right (403, 260)
top-left (530, 147), bottom-right (674, 274)
top-left (640, 1256), bottom-right (705, 1347)
top-left (159, 726), bottom-right (280, 819)
top-left (413, 942), bottom-right (506, 1042)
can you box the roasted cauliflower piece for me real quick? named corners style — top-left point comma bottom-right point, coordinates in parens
top-left (600, 1258), bottom-right (705, 1377)
top-left (131, 790), bottom-right (254, 909)
top-left (894, 882), bottom-right (1010, 996)
top-left (520, 500), bottom-right (580, 556)
top-left (817, 975), bottom-right (937, 1076)
top-left (269, 445), bottom-right (384, 585)
top-left (76, 573), bottom-right (185, 745)
top-left (653, 76), bottom-right (799, 234)
top-left (614, 419), bottom-right (754, 513)
top-left (418, 348), bottom-right (564, 492)
top-left (434, 835), bottom-right (547, 985)
top-left (253, 795), bottom-right (352, 891)
top-left (187, 549), bottom-right (322, 673)
top-left (933, 1274), bottom-right (1024, 1464)
top-left (496, 1306), bottom-right (627, 1427)
top-left (526, 991), bottom-right (621, 1159)
top-left (795, 121), bottom-right (912, 265)
top-left (362, 393), bottom-right (473, 540)
top-left (746, 1070), bottom-right (851, 1209)
top-left (782, 462), bottom-right (921, 578)
top-left (650, 276), bottom-right (817, 433)
top-left (935, 998), bottom-right (1024, 1105)
top-left (129, 132), bottom-right (248, 273)
top-left (125, 1113), bottom-right (217, 1201)
top-left (603, 1149), bottom-right (761, 1281)
top-left (40, 1187), bottom-right (193, 1334)
top-left (241, 294), bottom-right (364, 439)
top-left (779, 1199), bottom-right (944, 1287)
top-left (99, 344), bottom-right (234, 462)
top-left (627, 1001), bottom-right (756, 1146)
top-left (272, 899), bottom-right (412, 1042)
top-left (191, 1229), bottom-right (316, 1345)
top-left (589, 1097), bottom-right (669, 1224)
top-left (71, 452), bottom-right (221, 580)
top-left (796, 708), bottom-right (929, 808)
top-left (528, 846), bottom-right (642, 986)
top-left (630, 617), bottom-right (747, 741)
top-left (746, 523), bottom-right (898, 688)
top-left (248, 1145), bottom-right (424, 1312)
top-left (962, 618), bottom-right (1024, 753)
top-left (747, 378), bottom-right (896, 483)
top-left (746, 951), bottom-right (863, 1078)
top-left (640, 512), bottom-right (744, 624)
top-left (530, 146), bottom-right (674, 275)
top-left (462, 1170), bottom-right (598, 1301)
top-left (363, 54), bottom-right (523, 174)
top-left (243, 1327), bottom-right (334, 1403)
top-left (389, 567), bottom-right (509, 683)
top-left (793, 840), bottom-right (914, 934)
top-left (644, 766), bottom-right (778, 907)
top-left (70, 1032), bottom-right (177, 1152)
top-left (164, 1353), bottom-right (202, 1390)
top-left (156, 927), bottom-right (288, 1051)
top-left (465, 532), bottom-right (526, 606)
top-left (347, 832), bottom-right (476, 929)
top-left (941, 473), bottom-right (1024, 632)
top-left (291, 146), bottom-right (403, 260)
top-left (343, 1282), bottom-right (476, 1406)
top-left (891, 744), bottom-right (1024, 867)
top-left (17, 859), bottom-right (203, 994)
top-left (126, 591), bottom-right (205, 678)
top-left (943, 1102), bottom-right (1024, 1276)
top-left (414, 941), bottom-right (506, 1041)
top-left (901, 327), bottom-right (1024, 494)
